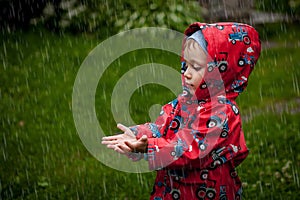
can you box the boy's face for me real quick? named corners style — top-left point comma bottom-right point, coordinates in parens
top-left (183, 40), bottom-right (207, 96)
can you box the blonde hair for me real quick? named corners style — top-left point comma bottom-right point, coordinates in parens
top-left (183, 39), bottom-right (207, 64)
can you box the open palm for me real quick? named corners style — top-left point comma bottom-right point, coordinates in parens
top-left (102, 123), bottom-right (148, 154)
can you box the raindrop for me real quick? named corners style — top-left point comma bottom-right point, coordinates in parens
top-left (2, 133), bottom-right (7, 147)
top-left (3, 41), bottom-right (7, 57)
top-left (259, 84), bottom-right (263, 102)
top-left (273, 149), bottom-right (277, 158)
top-left (294, 168), bottom-right (299, 187)
top-left (257, 180), bottom-right (263, 193)
top-left (2, 148), bottom-right (6, 161)
top-left (25, 168), bottom-right (29, 184)
top-left (292, 74), bottom-right (299, 95)
top-left (102, 177), bottom-right (107, 194)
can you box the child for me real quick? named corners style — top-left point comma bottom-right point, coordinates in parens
top-left (102, 22), bottom-right (261, 199)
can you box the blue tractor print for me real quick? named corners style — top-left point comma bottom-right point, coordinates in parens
top-left (220, 185), bottom-right (228, 200)
top-left (206, 112), bottom-right (229, 138)
top-left (192, 130), bottom-right (208, 151)
top-left (200, 79), bottom-right (224, 90)
top-left (171, 138), bottom-right (189, 159)
top-left (229, 24), bottom-right (251, 45)
top-left (210, 147), bottom-right (227, 169)
top-left (210, 144), bottom-right (239, 169)
top-left (231, 76), bottom-right (248, 93)
top-left (197, 137), bottom-right (208, 151)
top-left (220, 118), bottom-right (229, 138)
top-left (148, 123), bottom-right (162, 138)
top-left (207, 52), bottom-right (228, 73)
top-left (238, 53), bottom-right (255, 67)
top-left (157, 175), bottom-right (181, 200)
top-left (206, 115), bottom-right (223, 129)
top-left (217, 95), bottom-right (239, 115)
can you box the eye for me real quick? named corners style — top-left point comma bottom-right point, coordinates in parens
top-left (192, 64), bottom-right (203, 71)
top-left (181, 62), bottom-right (187, 74)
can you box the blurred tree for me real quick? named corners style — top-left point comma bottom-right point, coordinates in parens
top-left (256, 0), bottom-right (300, 17)
top-left (0, 0), bottom-right (62, 30)
top-left (65, 0), bottom-right (202, 35)
top-left (289, 0), bottom-right (300, 16)
top-left (0, 0), bottom-right (202, 35)
top-left (199, 0), bottom-right (254, 22)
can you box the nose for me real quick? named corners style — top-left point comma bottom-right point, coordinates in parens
top-left (184, 67), bottom-right (192, 79)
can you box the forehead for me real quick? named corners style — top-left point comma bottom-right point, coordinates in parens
top-left (183, 39), bottom-right (207, 65)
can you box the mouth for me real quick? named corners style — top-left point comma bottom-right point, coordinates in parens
top-left (185, 84), bottom-right (196, 94)
top-left (185, 83), bottom-right (194, 88)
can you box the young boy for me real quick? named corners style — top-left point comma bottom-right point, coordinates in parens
top-left (102, 22), bottom-right (261, 199)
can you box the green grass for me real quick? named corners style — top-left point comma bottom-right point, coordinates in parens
top-left (1, 23), bottom-right (300, 199)
top-left (241, 112), bottom-right (300, 199)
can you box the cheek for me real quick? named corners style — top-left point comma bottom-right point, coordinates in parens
top-left (197, 70), bottom-right (206, 81)
top-left (194, 71), bottom-right (205, 86)
top-left (200, 70), bottom-right (206, 79)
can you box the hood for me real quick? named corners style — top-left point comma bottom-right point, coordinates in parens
top-left (181, 22), bottom-right (261, 101)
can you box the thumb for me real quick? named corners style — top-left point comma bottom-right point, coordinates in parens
top-left (124, 140), bottom-right (136, 151)
top-left (139, 135), bottom-right (148, 142)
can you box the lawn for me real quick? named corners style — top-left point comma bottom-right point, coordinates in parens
top-left (0, 23), bottom-right (299, 199)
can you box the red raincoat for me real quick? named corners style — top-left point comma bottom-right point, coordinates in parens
top-left (130, 22), bottom-right (261, 200)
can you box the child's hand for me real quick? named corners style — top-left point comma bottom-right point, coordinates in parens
top-left (117, 123), bottom-right (148, 153)
top-left (123, 134), bottom-right (148, 153)
top-left (101, 123), bottom-right (148, 154)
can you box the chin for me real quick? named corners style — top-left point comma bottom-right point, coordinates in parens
top-left (189, 90), bottom-right (196, 96)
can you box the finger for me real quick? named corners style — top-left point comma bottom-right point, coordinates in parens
top-left (118, 124), bottom-right (135, 137)
top-left (102, 135), bottom-right (122, 141)
top-left (114, 145), bottom-right (127, 154)
top-left (118, 143), bottom-right (132, 153)
top-left (106, 144), bottom-right (117, 150)
top-left (105, 143), bottom-right (127, 155)
top-left (117, 123), bottom-right (131, 133)
top-left (101, 140), bottom-right (118, 145)
top-left (107, 144), bottom-right (126, 155)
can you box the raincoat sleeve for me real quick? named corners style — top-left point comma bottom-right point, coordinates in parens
top-left (126, 100), bottom-right (176, 161)
top-left (144, 104), bottom-right (248, 170)
top-left (129, 100), bottom-right (176, 140)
